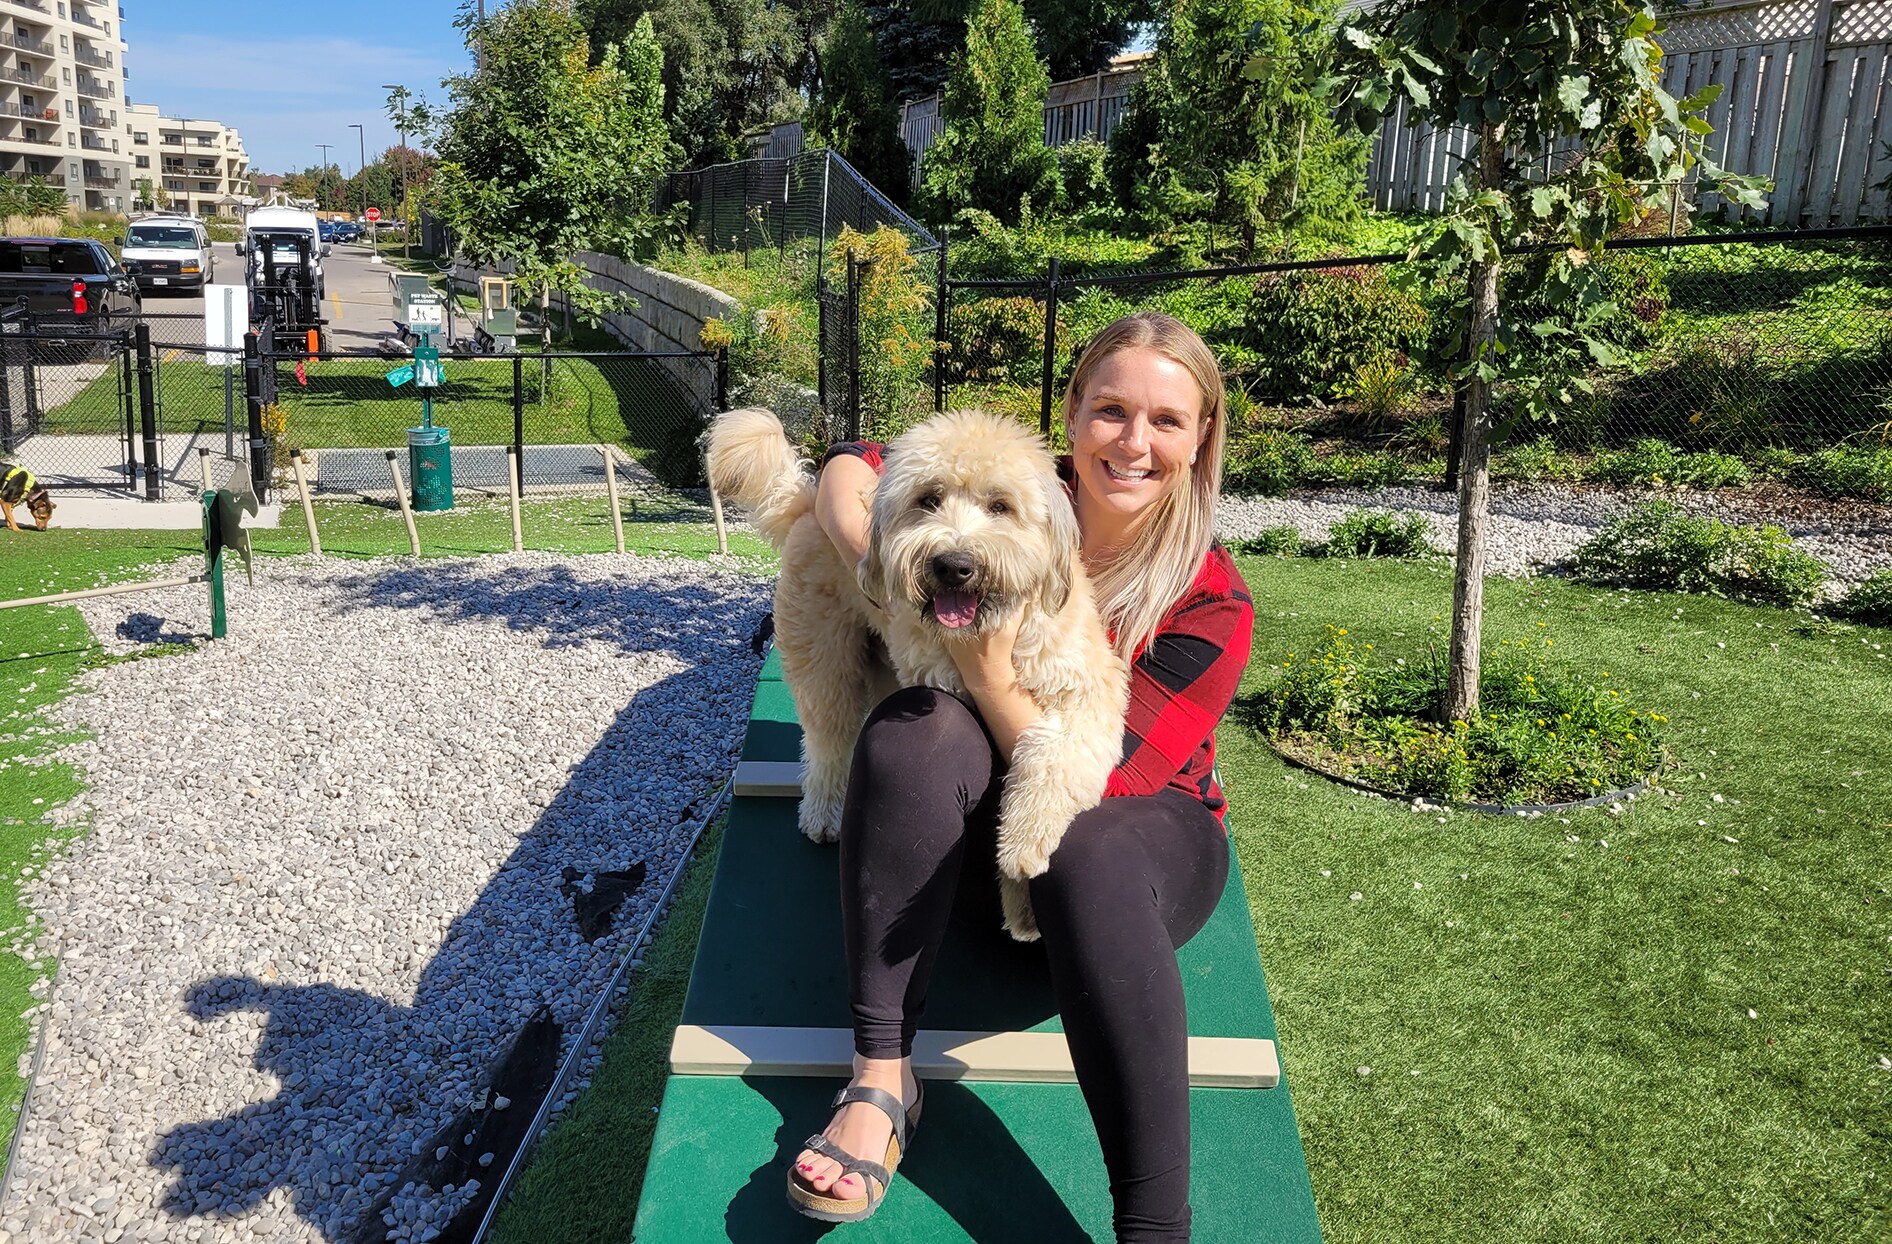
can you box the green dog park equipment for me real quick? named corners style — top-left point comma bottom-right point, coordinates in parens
top-left (391, 338), bottom-right (452, 512)
top-left (626, 652), bottom-right (1324, 1241)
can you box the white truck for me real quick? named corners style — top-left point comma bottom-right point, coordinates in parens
top-left (238, 206), bottom-right (328, 300)
top-left (119, 215), bottom-right (215, 293)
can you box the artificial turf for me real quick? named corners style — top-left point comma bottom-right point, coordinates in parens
top-left (486, 553), bottom-right (1891, 1243)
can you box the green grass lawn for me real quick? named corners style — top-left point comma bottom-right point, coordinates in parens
top-left (37, 350), bottom-right (712, 486)
top-left (488, 554), bottom-right (1892, 1243)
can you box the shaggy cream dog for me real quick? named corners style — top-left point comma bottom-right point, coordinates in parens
top-left (705, 408), bottom-right (1129, 940)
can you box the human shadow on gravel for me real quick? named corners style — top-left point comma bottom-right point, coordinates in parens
top-left (149, 559), bottom-right (768, 1241)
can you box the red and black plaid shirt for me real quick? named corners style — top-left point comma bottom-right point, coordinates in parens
top-left (821, 442), bottom-right (1254, 827)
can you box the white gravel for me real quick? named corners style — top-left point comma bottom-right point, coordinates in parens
top-left (0, 551), bottom-right (767, 1243)
top-left (1217, 482), bottom-right (1892, 585)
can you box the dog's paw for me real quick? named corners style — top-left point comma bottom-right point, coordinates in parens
top-left (799, 817), bottom-right (840, 845)
top-left (1000, 876), bottom-right (1041, 943)
top-left (996, 835), bottom-right (1054, 881)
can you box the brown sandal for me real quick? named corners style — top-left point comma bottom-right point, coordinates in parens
top-left (786, 1082), bottom-right (925, 1223)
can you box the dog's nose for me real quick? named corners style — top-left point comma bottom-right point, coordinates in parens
top-left (930, 551), bottom-right (976, 587)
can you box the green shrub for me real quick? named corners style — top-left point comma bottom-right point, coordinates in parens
top-left (1572, 500), bottom-right (1826, 607)
top-left (1589, 438), bottom-right (1751, 489)
top-left (1225, 424), bottom-right (1315, 496)
top-left (1323, 509), bottom-right (1435, 559)
top-left (1667, 332), bottom-right (1783, 450)
top-left (1055, 136), bottom-right (1111, 216)
top-left (1823, 570), bottom-right (1892, 628)
top-left (915, 0), bottom-right (1058, 225)
top-left (1494, 436), bottom-right (1582, 482)
top-left (1750, 445), bottom-right (1805, 478)
top-left (1337, 349), bottom-right (1422, 425)
top-left (1251, 626), bottom-right (1666, 804)
top-left (1235, 526), bottom-right (1304, 558)
top-left (949, 296), bottom-right (1045, 384)
top-left (1793, 445), bottom-right (1892, 503)
top-left (1241, 263), bottom-right (1428, 403)
top-left (1315, 450), bottom-right (1410, 490)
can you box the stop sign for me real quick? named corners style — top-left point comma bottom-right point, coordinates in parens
top-left (366, 208), bottom-right (382, 222)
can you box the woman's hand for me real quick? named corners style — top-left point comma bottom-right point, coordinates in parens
top-left (950, 609), bottom-right (1038, 760)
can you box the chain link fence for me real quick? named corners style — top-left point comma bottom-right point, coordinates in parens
top-left (924, 226), bottom-right (1892, 478)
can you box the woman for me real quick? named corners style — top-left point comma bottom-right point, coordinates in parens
top-left (788, 311), bottom-right (1254, 1242)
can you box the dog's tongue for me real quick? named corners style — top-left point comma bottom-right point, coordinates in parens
top-left (932, 591), bottom-right (978, 629)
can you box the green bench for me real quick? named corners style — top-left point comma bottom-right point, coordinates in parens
top-left (630, 653), bottom-right (1322, 1241)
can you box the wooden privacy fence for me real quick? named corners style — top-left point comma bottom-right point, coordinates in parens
top-left (897, 55), bottom-right (1149, 184)
top-left (1366, 0), bottom-right (1892, 226)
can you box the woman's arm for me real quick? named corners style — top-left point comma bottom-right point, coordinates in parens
top-left (814, 451), bottom-right (878, 567)
top-left (1105, 592), bottom-right (1254, 798)
top-left (952, 619), bottom-right (1041, 763)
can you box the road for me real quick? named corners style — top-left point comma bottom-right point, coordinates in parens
top-left (136, 240), bottom-right (430, 353)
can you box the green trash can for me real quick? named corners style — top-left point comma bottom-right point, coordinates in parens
top-left (408, 425), bottom-right (453, 512)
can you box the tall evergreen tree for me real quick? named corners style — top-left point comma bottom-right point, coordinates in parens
top-left (1108, 0), bottom-right (1366, 253)
top-left (916, 0), bottom-right (1058, 224)
top-left (811, 2), bottom-right (911, 195)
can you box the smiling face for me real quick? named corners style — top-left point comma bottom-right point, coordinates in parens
top-left (1066, 346), bottom-right (1209, 549)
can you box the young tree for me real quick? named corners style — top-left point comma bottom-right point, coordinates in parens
top-left (1111, 0), bottom-right (1365, 253)
top-left (916, 0), bottom-right (1057, 225)
top-left (1333, 0), bottom-right (1765, 720)
top-left (433, 0), bottom-right (673, 322)
top-left (811, 1), bottom-right (911, 196)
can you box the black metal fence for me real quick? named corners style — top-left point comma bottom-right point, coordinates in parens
top-left (0, 311), bottom-right (172, 497)
top-left (241, 345), bottom-right (724, 497)
top-left (910, 225), bottom-right (1892, 462)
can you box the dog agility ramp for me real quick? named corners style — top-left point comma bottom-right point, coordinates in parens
top-left (630, 655), bottom-right (1323, 1241)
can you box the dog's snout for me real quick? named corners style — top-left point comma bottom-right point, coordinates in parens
top-left (930, 551), bottom-right (976, 587)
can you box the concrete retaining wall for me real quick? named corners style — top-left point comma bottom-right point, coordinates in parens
top-left (451, 253), bottom-right (738, 354)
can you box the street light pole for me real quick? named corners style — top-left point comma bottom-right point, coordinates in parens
top-left (316, 143), bottom-right (332, 210)
top-left (349, 123), bottom-right (365, 221)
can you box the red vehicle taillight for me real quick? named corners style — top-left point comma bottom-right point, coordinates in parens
top-left (71, 280), bottom-right (88, 316)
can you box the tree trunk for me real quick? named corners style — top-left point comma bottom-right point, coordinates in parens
top-left (1444, 124), bottom-right (1506, 725)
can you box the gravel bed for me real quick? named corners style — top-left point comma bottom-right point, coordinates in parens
top-left (1217, 481), bottom-right (1892, 585)
top-left (0, 552), bottom-right (768, 1243)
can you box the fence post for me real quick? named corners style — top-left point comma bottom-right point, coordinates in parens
top-left (933, 225), bottom-right (949, 413)
top-left (846, 248), bottom-right (862, 442)
top-left (21, 310), bottom-right (39, 428)
top-left (716, 346), bottom-right (730, 411)
top-left (512, 354), bottom-right (525, 472)
top-left (816, 267), bottom-right (828, 417)
top-left (243, 330), bottom-right (268, 502)
top-left (1038, 256), bottom-right (1061, 436)
top-left (119, 338), bottom-right (137, 492)
top-left (134, 323), bottom-right (161, 502)
top-left (0, 321), bottom-right (11, 458)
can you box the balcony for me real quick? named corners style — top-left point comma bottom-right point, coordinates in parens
top-left (1, 69), bottom-right (56, 89)
top-left (1, 0), bottom-right (51, 15)
top-left (73, 47), bottom-right (111, 70)
top-left (3, 134), bottom-right (63, 147)
top-left (71, 8), bottom-right (106, 32)
top-left (0, 103), bottom-right (58, 122)
top-left (79, 135), bottom-right (108, 151)
top-left (84, 174), bottom-right (118, 189)
top-left (78, 106), bottom-right (112, 128)
top-left (3, 32), bottom-right (52, 55)
top-left (75, 76), bottom-right (113, 101)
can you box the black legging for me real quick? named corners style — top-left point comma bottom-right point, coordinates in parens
top-left (839, 686), bottom-right (1230, 1243)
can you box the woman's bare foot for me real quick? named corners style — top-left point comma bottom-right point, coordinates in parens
top-left (792, 1054), bottom-right (920, 1201)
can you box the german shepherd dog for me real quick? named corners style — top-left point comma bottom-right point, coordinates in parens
top-left (1, 463), bottom-right (55, 532)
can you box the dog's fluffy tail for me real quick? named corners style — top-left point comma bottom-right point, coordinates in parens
top-left (703, 407), bottom-right (814, 549)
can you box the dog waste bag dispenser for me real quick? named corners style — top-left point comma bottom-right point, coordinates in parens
top-left (406, 341), bottom-right (451, 512)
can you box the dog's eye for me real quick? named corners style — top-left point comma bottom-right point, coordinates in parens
top-left (986, 499), bottom-right (1010, 516)
top-left (918, 492), bottom-right (942, 512)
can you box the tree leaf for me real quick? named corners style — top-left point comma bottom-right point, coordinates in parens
top-left (1430, 10), bottom-right (1459, 52)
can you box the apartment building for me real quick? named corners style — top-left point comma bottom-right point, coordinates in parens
top-left (126, 102), bottom-right (252, 217)
top-left (0, 0), bottom-right (134, 212)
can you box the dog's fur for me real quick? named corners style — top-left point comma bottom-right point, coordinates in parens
top-left (1, 464), bottom-right (54, 532)
top-left (706, 407), bottom-right (1129, 940)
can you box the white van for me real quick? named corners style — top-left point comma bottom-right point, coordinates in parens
top-left (239, 206), bottom-right (329, 298)
top-left (120, 215), bottom-right (214, 293)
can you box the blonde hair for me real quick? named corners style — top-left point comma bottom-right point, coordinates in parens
top-left (1063, 311), bottom-right (1228, 659)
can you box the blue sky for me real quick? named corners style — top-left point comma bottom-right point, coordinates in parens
top-left (126, 1), bottom-right (472, 175)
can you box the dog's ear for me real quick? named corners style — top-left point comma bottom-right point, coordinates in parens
top-left (1042, 480), bottom-right (1079, 614)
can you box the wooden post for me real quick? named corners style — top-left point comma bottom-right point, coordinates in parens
top-left (1780, 0), bottom-right (1838, 224)
top-left (385, 451), bottom-right (420, 557)
top-left (507, 445), bottom-right (524, 553)
top-left (290, 448), bottom-right (321, 558)
top-left (600, 444), bottom-right (625, 555)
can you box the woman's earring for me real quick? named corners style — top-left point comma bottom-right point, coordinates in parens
top-left (1189, 451), bottom-right (1198, 465)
